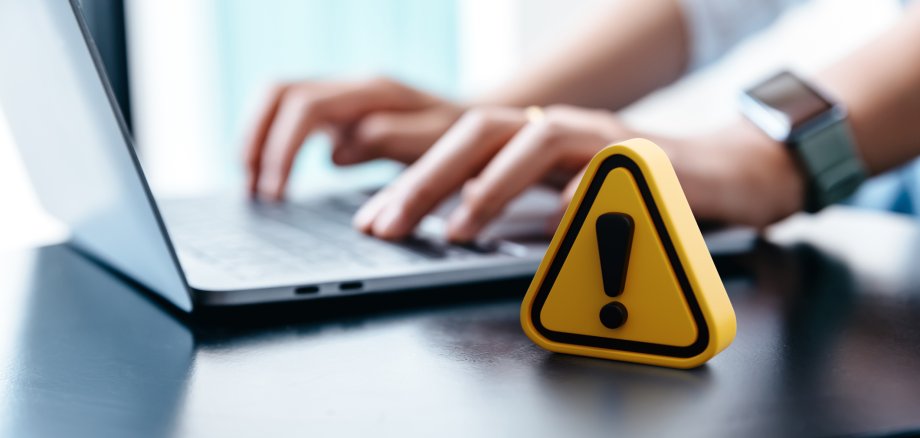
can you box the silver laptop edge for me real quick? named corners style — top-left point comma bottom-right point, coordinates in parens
top-left (0, 0), bottom-right (194, 310)
top-left (0, 0), bottom-right (545, 311)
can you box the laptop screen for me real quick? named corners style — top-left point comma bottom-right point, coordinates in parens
top-left (75, 0), bottom-right (133, 134)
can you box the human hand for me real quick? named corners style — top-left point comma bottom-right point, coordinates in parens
top-left (353, 105), bottom-right (638, 241)
top-left (550, 120), bottom-right (806, 231)
top-left (659, 121), bottom-right (805, 229)
top-left (244, 77), bottom-right (464, 200)
top-left (355, 106), bottom-right (806, 242)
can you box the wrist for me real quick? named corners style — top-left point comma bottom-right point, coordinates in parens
top-left (686, 121), bottom-right (806, 228)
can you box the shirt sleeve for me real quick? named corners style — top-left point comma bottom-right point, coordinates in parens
top-left (678, 0), bottom-right (808, 69)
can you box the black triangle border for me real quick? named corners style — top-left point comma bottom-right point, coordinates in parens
top-left (529, 154), bottom-right (710, 358)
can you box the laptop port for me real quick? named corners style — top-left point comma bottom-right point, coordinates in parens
top-left (339, 281), bottom-right (363, 291)
top-left (294, 285), bottom-right (320, 295)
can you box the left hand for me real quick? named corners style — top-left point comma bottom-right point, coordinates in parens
top-left (353, 105), bottom-right (638, 241)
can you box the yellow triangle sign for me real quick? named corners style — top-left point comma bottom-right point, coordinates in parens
top-left (521, 138), bottom-right (736, 368)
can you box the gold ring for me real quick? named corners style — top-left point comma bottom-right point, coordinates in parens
top-left (525, 105), bottom-right (545, 123)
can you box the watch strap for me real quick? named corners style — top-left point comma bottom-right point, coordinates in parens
top-left (794, 118), bottom-right (867, 212)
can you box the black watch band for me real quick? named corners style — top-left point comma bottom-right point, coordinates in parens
top-left (792, 117), bottom-right (866, 212)
top-left (740, 71), bottom-right (867, 212)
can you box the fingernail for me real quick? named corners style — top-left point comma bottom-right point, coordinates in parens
top-left (257, 185), bottom-right (271, 202)
top-left (353, 204), bottom-right (377, 231)
top-left (461, 179), bottom-right (481, 199)
top-left (447, 206), bottom-right (477, 242)
top-left (258, 172), bottom-right (276, 200)
top-left (373, 206), bottom-right (406, 239)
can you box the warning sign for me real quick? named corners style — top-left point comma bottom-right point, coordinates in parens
top-left (520, 138), bottom-right (736, 369)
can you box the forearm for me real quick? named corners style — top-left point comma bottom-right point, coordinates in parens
top-left (816, 3), bottom-right (920, 175)
top-left (676, 4), bottom-right (920, 227)
top-left (477, 0), bottom-right (690, 110)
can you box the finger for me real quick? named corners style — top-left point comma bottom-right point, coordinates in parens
top-left (334, 109), bottom-right (446, 166)
top-left (546, 166), bottom-right (588, 234)
top-left (352, 185), bottom-right (396, 233)
top-left (244, 83), bottom-right (291, 196)
top-left (322, 77), bottom-right (438, 122)
top-left (366, 108), bottom-right (524, 239)
top-left (560, 166), bottom-right (587, 205)
top-left (331, 111), bottom-right (416, 166)
top-left (255, 78), bottom-right (431, 199)
top-left (259, 95), bottom-right (324, 200)
top-left (446, 122), bottom-right (563, 241)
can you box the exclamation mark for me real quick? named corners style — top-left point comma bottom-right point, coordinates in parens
top-left (596, 213), bottom-right (634, 329)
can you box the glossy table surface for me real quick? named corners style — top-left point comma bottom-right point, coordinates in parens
top-left (2, 208), bottom-right (920, 438)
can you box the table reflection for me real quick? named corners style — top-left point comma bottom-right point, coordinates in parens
top-left (2, 228), bottom-right (919, 437)
top-left (4, 245), bottom-right (192, 438)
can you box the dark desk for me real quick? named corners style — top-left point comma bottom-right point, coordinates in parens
top-left (3, 209), bottom-right (920, 437)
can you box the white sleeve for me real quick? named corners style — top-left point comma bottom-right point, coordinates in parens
top-left (679, 0), bottom-right (808, 69)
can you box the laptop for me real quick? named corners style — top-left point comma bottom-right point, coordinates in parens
top-left (0, 0), bottom-right (553, 311)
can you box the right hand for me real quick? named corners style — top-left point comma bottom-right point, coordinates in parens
top-left (353, 105), bottom-right (637, 241)
top-left (244, 77), bottom-right (464, 200)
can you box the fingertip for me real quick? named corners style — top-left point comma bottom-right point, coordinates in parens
top-left (352, 206), bottom-right (376, 233)
top-left (460, 178), bottom-right (481, 200)
top-left (446, 228), bottom-right (476, 244)
top-left (372, 206), bottom-right (410, 240)
top-left (271, 173), bottom-right (290, 202)
top-left (446, 206), bottom-right (479, 242)
top-left (272, 185), bottom-right (286, 203)
top-left (353, 187), bottom-right (395, 234)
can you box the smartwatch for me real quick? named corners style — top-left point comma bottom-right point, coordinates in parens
top-left (740, 70), bottom-right (867, 212)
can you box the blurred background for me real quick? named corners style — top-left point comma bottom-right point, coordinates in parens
top-left (0, 0), bottom-right (904, 250)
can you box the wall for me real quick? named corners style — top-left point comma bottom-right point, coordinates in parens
top-left (0, 0), bottom-right (905, 250)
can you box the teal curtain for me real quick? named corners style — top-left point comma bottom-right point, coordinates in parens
top-left (212, 0), bottom-right (459, 186)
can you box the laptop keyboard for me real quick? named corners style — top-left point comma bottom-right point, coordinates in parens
top-left (163, 194), bottom-right (496, 279)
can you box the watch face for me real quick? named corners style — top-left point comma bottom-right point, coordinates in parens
top-left (747, 71), bottom-right (832, 130)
